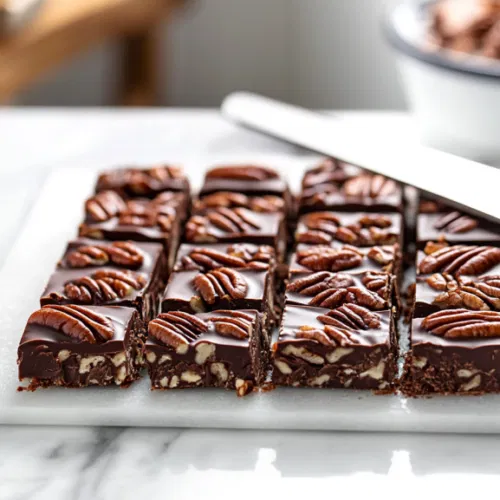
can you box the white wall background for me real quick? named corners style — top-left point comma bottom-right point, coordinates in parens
top-left (20, 0), bottom-right (407, 109)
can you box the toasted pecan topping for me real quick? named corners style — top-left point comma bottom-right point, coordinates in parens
top-left (295, 246), bottom-right (364, 272)
top-left (433, 211), bottom-right (478, 234)
top-left (419, 245), bottom-right (500, 276)
top-left (28, 305), bottom-right (115, 343)
top-left (85, 191), bottom-right (127, 222)
top-left (66, 242), bottom-right (144, 269)
top-left (318, 303), bottom-right (381, 331)
top-left (193, 268), bottom-right (249, 304)
top-left (63, 270), bottom-right (146, 304)
top-left (206, 165), bottom-right (279, 181)
top-left (343, 174), bottom-right (397, 199)
top-left (422, 308), bottom-right (500, 338)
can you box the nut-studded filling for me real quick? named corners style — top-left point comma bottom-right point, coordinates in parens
top-left (177, 244), bottom-right (274, 271)
top-left (63, 270), bottom-right (147, 304)
top-left (287, 271), bottom-right (389, 310)
top-left (27, 305), bottom-right (115, 343)
top-left (419, 244), bottom-right (500, 276)
top-left (65, 241), bottom-right (144, 269)
top-left (205, 165), bottom-right (279, 181)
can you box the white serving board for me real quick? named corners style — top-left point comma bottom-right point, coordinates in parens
top-left (1, 157), bottom-right (500, 433)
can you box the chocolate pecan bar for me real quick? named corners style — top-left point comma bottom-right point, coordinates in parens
top-left (96, 164), bottom-right (190, 197)
top-left (295, 212), bottom-right (402, 247)
top-left (299, 158), bottom-right (403, 214)
top-left (286, 271), bottom-right (393, 311)
top-left (289, 244), bottom-right (400, 275)
top-left (403, 309), bottom-right (500, 395)
top-left (417, 199), bottom-right (500, 247)
top-left (413, 273), bottom-right (500, 318)
top-left (185, 207), bottom-right (287, 259)
top-left (194, 191), bottom-right (285, 214)
top-left (17, 305), bottom-right (145, 390)
top-left (41, 240), bottom-right (167, 320)
top-left (161, 268), bottom-right (276, 327)
top-left (79, 190), bottom-right (183, 269)
top-left (417, 243), bottom-right (500, 278)
top-left (200, 165), bottom-right (293, 213)
top-left (145, 310), bottom-right (266, 396)
top-left (173, 243), bottom-right (275, 272)
top-left (272, 304), bottom-right (397, 391)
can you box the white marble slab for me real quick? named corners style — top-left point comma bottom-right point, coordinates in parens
top-left (2, 158), bottom-right (500, 433)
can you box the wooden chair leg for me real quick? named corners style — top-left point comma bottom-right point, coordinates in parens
top-left (118, 25), bottom-right (161, 106)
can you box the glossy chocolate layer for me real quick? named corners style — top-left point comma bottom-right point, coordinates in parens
top-left (272, 304), bottom-right (396, 390)
top-left (96, 165), bottom-right (190, 197)
top-left (295, 211), bottom-right (402, 247)
top-left (173, 243), bottom-right (276, 272)
top-left (145, 309), bottom-right (266, 395)
top-left (18, 306), bottom-right (145, 389)
top-left (286, 271), bottom-right (392, 310)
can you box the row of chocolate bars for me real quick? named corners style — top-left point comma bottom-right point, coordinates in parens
top-left (16, 159), bottom-right (500, 396)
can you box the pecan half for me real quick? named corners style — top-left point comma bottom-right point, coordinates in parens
top-left (118, 199), bottom-right (176, 231)
top-left (422, 309), bottom-right (500, 338)
top-left (66, 242), bottom-right (144, 269)
top-left (63, 270), bottom-right (146, 304)
top-left (85, 191), bottom-right (127, 222)
top-left (149, 311), bottom-right (208, 350)
top-left (433, 211), bottom-right (478, 234)
top-left (193, 268), bottom-right (249, 304)
top-left (206, 165), bottom-right (279, 180)
top-left (302, 158), bottom-right (355, 188)
top-left (195, 192), bottom-right (284, 213)
top-left (295, 246), bottom-right (364, 272)
top-left (318, 304), bottom-right (381, 330)
top-left (211, 313), bottom-right (252, 339)
top-left (28, 304), bottom-right (114, 343)
top-left (343, 174), bottom-right (397, 199)
top-left (419, 245), bottom-right (500, 276)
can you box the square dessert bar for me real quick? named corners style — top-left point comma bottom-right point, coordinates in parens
top-left (96, 164), bottom-right (190, 198)
top-left (161, 268), bottom-right (276, 327)
top-left (185, 207), bottom-right (287, 260)
top-left (145, 309), bottom-right (266, 396)
top-left (404, 309), bottom-right (500, 395)
top-left (299, 158), bottom-right (403, 214)
top-left (199, 164), bottom-right (293, 214)
top-left (78, 190), bottom-right (184, 269)
top-left (416, 243), bottom-right (500, 278)
top-left (418, 197), bottom-right (500, 247)
top-left (173, 243), bottom-right (276, 272)
top-left (194, 191), bottom-right (286, 215)
top-left (17, 305), bottom-right (146, 390)
top-left (289, 244), bottom-right (401, 276)
top-left (295, 211), bottom-right (402, 247)
top-left (41, 239), bottom-right (167, 321)
top-left (286, 271), bottom-right (393, 311)
top-left (272, 304), bottom-right (397, 390)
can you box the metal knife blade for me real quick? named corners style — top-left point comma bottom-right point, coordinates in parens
top-left (221, 91), bottom-right (500, 224)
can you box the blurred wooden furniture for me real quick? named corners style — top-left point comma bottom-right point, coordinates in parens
top-left (0, 0), bottom-right (186, 105)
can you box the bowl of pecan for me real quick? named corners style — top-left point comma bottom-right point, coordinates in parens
top-left (385, 0), bottom-right (500, 161)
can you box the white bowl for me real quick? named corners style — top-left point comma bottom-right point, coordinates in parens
top-left (385, 1), bottom-right (500, 162)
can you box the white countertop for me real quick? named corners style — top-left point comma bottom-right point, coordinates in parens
top-left (0, 108), bottom-right (494, 500)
